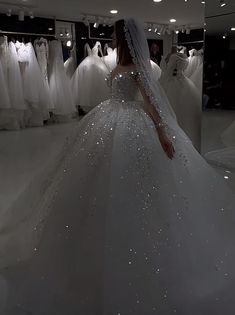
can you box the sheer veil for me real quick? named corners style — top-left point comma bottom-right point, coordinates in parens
top-left (124, 18), bottom-right (184, 137)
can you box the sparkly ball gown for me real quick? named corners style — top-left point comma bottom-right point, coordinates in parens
top-left (1, 70), bottom-right (235, 315)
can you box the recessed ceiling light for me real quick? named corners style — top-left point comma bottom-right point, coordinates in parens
top-left (170, 19), bottom-right (176, 23)
top-left (110, 9), bottom-right (118, 14)
top-left (220, 0), bottom-right (227, 7)
top-left (231, 27), bottom-right (235, 31)
top-left (153, 0), bottom-right (162, 2)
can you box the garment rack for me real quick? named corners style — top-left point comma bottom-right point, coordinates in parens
top-left (0, 30), bottom-right (56, 38)
top-left (176, 40), bottom-right (204, 45)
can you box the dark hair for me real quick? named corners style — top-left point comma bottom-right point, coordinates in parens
top-left (115, 19), bottom-right (133, 66)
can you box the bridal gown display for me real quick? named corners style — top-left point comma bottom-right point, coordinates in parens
top-left (160, 53), bottom-right (202, 151)
top-left (71, 42), bottom-right (109, 111)
top-left (64, 44), bottom-right (77, 79)
top-left (185, 49), bottom-right (203, 79)
top-left (7, 41), bottom-right (27, 128)
top-left (102, 47), bottom-right (117, 71)
top-left (0, 36), bottom-right (12, 129)
top-left (35, 38), bottom-right (54, 111)
top-left (48, 40), bottom-right (76, 118)
top-left (16, 41), bottom-right (50, 126)
top-left (1, 70), bottom-right (235, 315)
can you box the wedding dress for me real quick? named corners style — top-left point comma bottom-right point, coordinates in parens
top-left (64, 44), bottom-right (77, 79)
top-left (48, 40), bottom-right (76, 118)
top-left (102, 47), bottom-right (117, 71)
top-left (7, 41), bottom-right (27, 128)
top-left (160, 53), bottom-right (202, 151)
top-left (16, 41), bottom-right (50, 126)
top-left (185, 48), bottom-right (203, 79)
top-left (1, 69), bottom-right (235, 315)
top-left (71, 41), bottom-right (109, 111)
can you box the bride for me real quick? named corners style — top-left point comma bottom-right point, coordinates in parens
top-left (1, 18), bottom-right (235, 315)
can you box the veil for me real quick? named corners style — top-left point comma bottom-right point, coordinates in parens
top-left (124, 18), bottom-right (178, 132)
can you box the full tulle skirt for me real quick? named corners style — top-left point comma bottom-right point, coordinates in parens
top-left (1, 98), bottom-right (235, 314)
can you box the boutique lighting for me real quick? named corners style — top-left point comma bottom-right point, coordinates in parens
top-left (153, 0), bottom-right (162, 2)
top-left (170, 19), bottom-right (176, 23)
top-left (201, 1), bottom-right (205, 4)
top-left (231, 27), bottom-right (235, 31)
top-left (110, 9), bottom-right (118, 14)
top-left (220, 0), bottom-right (226, 7)
top-left (6, 8), bottom-right (12, 16)
top-left (18, 9), bottom-right (24, 21)
top-left (66, 40), bottom-right (72, 47)
top-left (94, 22), bottom-right (99, 28)
top-left (29, 11), bottom-right (34, 19)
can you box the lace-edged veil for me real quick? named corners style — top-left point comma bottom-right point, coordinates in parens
top-left (123, 18), bottom-right (177, 127)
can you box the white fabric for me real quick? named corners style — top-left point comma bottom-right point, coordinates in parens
top-left (49, 40), bottom-right (76, 116)
top-left (8, 42), bottom-right (26, 110)
top-left (185, 49), bottom-right (203, 78)
top-left (1, 69), bottom-right (235, 314)
top-left (150, 60), bottom-right (162, 80)
top-left (102, 47), bottom-right (117, 71)
top-left (71, 41), bottom-right (109, 111)
top-left (221, 121), bottom-right (235, 147)
top-left (64, 45), bottom-right (77, 79)
top-left (205, 147), bottom-right (235, 170)
top-left (160, 53), bottom-right (202, 151)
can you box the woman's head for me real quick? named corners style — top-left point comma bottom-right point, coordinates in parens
top-left (113, 19), bottom-right (133, 66)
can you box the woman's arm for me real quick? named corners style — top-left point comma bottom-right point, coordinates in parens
top-left (137, 79), bottom-right (175, 159)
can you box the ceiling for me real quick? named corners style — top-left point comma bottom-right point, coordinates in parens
top-left (206, 0), bottom-right (235, 35)
top-left (0, 0), bottom-right (205, 27)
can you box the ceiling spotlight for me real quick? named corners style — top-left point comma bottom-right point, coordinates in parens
top-left (175, 30), bottom-right (179, 34)
top-left (153, 0), bottom-right (162, 2)
top-left (66, 40), bottom-right (72, 47)
top-left (170, 19), bottom-right (176, 23)
top-left (6, 8), bottom-right (12, 16)
top-left (231, 27), bottom-right (235, 31)
top-left (48, 27), bottom-right (53, 31)
top-left (110, 9), bottom-right (118, 14)
top-left (220, 0), bottom-right (226, 7)
top-left (94, 22), bottom-right (99, 28)
top-left (29, 11), bottom-right (34, 19)
top-left (201, 1), bottom-right (206, 4)
top-left (223, 35), bottom-right (226, 39)
top-left (18, 9), bottom-right (24, 21)
top-left (148, 27), bottom-right (152, 32)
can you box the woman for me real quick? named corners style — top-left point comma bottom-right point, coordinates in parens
top-left (1, 18), bottom-right (235, 315)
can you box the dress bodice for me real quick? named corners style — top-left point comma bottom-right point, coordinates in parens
top-left (111, 71), bottom-right (140, 102)
top-left (166, 53), bottom-right (189, 78)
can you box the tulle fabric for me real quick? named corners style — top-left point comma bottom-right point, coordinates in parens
top-left (221, 122), bottom-right (235, 147)
top-left (1, 72), bottom-right (235, 315)
top-left (160, 53), bottom-right (202, 151)
top-left (49, 40), bottom-right (76, 117)
top-left (102, 47), bottom-right (117, 71)
top-left (71, 43), bottom-right (109, 111)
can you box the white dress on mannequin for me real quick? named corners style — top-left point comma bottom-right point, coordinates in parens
top-left (185, 49), bottom-right (203, 79)
top-left (8, 41), bottom-right (26, 128)
top-left (16, 41), bottom-right (50, 126)
top-left (49, 40), bottom-right (76, 119)
top-left (1, 70), bottom-right (235, 315)
top-left (150, 60), bottom-right (162, 80)
top-left (64, 44), bottom-right (77, 79)
top-left (160, 53), bottom-right (202, 151)
top-left (71, 41), bottom-right (109, 111)
top-left (102, 47), bottom-right (117, 71)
